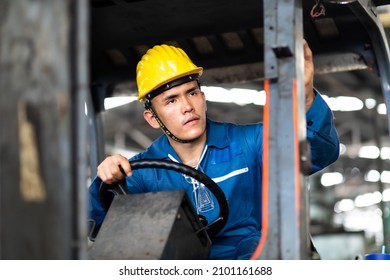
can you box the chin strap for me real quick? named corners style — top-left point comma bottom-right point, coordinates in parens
top-left (144, 103), bottom-right (196, 143)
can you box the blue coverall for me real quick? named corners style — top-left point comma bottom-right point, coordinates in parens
top-left (89, 92), bottom-right (340, 259)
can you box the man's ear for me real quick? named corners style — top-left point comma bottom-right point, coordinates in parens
top-left (143, 109), bottom-right (160, 129)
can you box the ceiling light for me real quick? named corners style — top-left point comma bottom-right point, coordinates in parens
top-left (339, 143), bottom-right (346, 155)
top-left (381, 147), bottom-right (390, 160)
top-left (334, 199), bottom-right (355, 213)
top-left (382, 189), bottom-right (390, 202)
top-left (358, 146), bottom-right (380, 159)
top-left (381, 171), bottom-right (390, 184)
top-left (365, 170), bottom-right (380, 182)
top-left (204, 86), bottom-right (266, 106)
top-left (104, 96), bottom-right (137, 110)
top-left (322, 95), bottom-right (363, 111)
top-left (355, 191), bottom-right (382, 208)
top-left (377, 103), bottom-right (387, 115)
top-left (365, 98), bottom-right (376, 109)
top-left (321, 172), bottom-right (343, 187)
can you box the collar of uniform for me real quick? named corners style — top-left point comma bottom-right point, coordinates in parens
top-left (144, 118), bottom-right (230, 159)
top-left (205, 119), bottom-right (230, 149)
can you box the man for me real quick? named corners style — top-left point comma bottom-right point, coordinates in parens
top-left (89, 41), bottom-right (339, 259)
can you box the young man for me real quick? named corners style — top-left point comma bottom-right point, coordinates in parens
top-left (89, 41), bottom-right (340, 259)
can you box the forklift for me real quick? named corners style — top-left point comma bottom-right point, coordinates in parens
top-left (1, 0), bottom-right (390, 259)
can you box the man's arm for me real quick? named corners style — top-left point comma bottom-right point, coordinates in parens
top-left (306, 90), bottom-right (340, 173)
top-left (304, 40), bottom-right (339, 173)
top-left (304, 39), bottom-right (315, 111)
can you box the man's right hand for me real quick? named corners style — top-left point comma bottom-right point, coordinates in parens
top-left (97, 154), bottom-right (132, 184)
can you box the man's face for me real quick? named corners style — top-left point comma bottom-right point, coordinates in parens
top-left (149, 80), bottom-right (207, 142)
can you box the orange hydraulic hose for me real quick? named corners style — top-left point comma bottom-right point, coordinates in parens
top-left (250, 79), bottom-right (270, 259)
top-left (250, 79), bottom-right (301, 259)
top-left (292, 79), bottom-right (301, 220)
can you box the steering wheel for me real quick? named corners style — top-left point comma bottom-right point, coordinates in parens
top-left (99, 159), bottom-right (229, 238)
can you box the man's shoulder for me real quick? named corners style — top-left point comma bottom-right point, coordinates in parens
top-left (207, 118), bottom-right (263, 131)
top-left (206, 118), bottom-right (263, 146)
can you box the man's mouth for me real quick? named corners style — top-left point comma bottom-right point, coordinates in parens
top-left (184, 116), bottom-right (199, 125)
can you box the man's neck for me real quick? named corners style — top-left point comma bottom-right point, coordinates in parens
top-left (168, 132), bottom-right (207, 167)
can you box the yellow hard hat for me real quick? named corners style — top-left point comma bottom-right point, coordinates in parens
top-left (136, 44), bottom-right (203, 100)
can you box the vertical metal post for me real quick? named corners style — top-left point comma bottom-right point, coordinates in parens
top-left (254, 0), bottom-right (309, 259)
top-left (349, 0), bottom-right (390, 252)
top-left (0, 0), bottom-right (88, 259)
top-left (70, 0), bottom-right (90, 260)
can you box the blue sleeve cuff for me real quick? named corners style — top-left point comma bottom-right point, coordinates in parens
top-left (306, 89), bottom-right (333, 133)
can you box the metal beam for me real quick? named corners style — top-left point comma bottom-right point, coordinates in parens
top-left (0, 0), bottom-right (89, 259)
top-left (348, 0), bottom-right (390, 252)
top-left (252, 0), bottom-right (310, 259)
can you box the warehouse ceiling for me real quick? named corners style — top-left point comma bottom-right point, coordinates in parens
top-left (89, 0), bottom-right (390, 234)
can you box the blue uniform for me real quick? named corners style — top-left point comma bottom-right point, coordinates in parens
top-left (89, 92), bottom-right (339, 259)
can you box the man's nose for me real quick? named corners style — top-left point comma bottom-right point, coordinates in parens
top-left (182, 96), bottom-right (194, 113)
